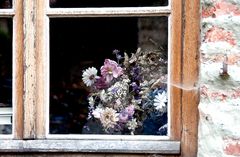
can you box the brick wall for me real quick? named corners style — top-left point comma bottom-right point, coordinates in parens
top-left (199, 0), bottom-right (240, 156)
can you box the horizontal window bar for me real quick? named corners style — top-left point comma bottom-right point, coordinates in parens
top-left (47, 7), bottom-right (171, 17)
top-left (0, 107), bottom-right (12, 115)
top-left (0, 115), bottom-right (12, 125)
top-left (0, 9), bottom-right (14, 17)
top-left (0, 135), bottom-right (13, 139)
top-left (0, 140), bottom-right (180, 154)
top-left (46, 135), bottom-right (170, 141)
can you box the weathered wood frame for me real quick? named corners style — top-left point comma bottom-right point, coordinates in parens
top-left (0, 0), bottom-right (200, 156)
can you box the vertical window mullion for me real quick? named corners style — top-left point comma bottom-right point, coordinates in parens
top-left (22, 0), bottom-right (37, 139)
top-left (12, 0), bottom-right (24, 139)
top-left (35, 0), bottom-right (48, 139)
top-left (169, 0), bottom-right (183, 141)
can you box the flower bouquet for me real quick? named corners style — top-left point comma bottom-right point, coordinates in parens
top-left (82, 48), bottom-right (168, 135)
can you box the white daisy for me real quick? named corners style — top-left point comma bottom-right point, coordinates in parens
top-left (153, 91), bottom-right (167, 111)
top-left (82, 67), bottom-right (99, 87)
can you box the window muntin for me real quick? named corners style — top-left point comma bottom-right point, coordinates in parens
top-left (49, 17), bottom-right (168, 135)
top-left (50, 0), bottom-right (168, 8)
top-left (0, 18), bottom-right (12, 135)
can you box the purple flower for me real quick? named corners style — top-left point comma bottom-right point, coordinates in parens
top-left (119, 105), bottom-right (135, 123)
top-left (95, 77), bottom-right (108, 89)
top-left (111, 87), bottom-right (118, 94)
top-left (113, 49), bottom-right (120, 54)
top-left (119, 112), bottom-right (129, 123)
top-left (100, 59), bottom-right (123, 83)
top-left (130, 66), bottom-right (141, 81)
top-left (125, 105), bottom-right (135, 117)
top-left (131, 82), bottom-right (140, 93)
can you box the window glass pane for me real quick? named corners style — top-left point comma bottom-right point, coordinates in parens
top-left (0, 18), bottom-right (12, 134)
top-left (50, 17), bottom-right (168, 135)
top-left (0, 0), bottom-right (12, 8)
top-left (50, 0), bottom-right (168, 8)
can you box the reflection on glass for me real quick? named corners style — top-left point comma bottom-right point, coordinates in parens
top-left (0, 0), bottom-right (12, 8)
top-left (50, 0), bottom-right (168, 8)
top-left (50, 17), bottom-right (168, 135)
top-left (0, 18), bottom-right (12, 134)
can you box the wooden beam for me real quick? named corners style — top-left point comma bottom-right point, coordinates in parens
top-left (35, 0), bottom-right (48, 139)
top-left (13, 0), bottom-right (24, 140)
top-left (170, 0), bottom-right (182, 141)
top-left (181, 0), bottom-right (200, 156)
top-left (23, 0), bottom-right (37, 139)
top-left (0, 140), bottom-right (180, 154)
top-left (47, 7), bottom-right (171, 17)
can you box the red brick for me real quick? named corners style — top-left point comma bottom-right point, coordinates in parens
top-left (202, 1), bottom-right (240, 18)
top-left (224, 140), bottom-right (240, 156)
top-left (215, 1), bottom-right (240, 16)
top-left (204, 26), bottom-right (236, 45)
top-left (202, 6), bottom-right (216, 18)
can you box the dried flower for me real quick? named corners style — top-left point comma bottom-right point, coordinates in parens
top-left (92, 107), bottom-right (103, 119)
top-left (127, 118), bottom-right (138, 134)
top-left (119, 112), bottom-right (129, 123)
top-left (95, 77), bottom-right (108, 89)
top-left (125, 105), bottom-right (135, 117)
top-left (100, 59), bottom-right (123, 83)
top-left (88, 96), bottom-right (95, 106)
top-left (100, 107), bottom-right (119, 130)
top-left (118, 105), bottom-right (135, 123)
top-left (82, 48), bottom-right (168, 135)
top-left (82, 67), bottom-right (99, 87)
top-left (153, 91), bottom-right (167, 111)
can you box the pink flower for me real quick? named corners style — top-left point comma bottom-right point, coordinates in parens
top-left (125, 105), bottom-right (135, 117)
top-left (119, 112), bottom-right (129, 123)
top-left (119, 105), bottom-right (135, 123)
top-left (100, 59), bottom-right (123, 83)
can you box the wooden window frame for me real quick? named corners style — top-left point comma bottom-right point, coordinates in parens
top-left (0, 0), bottom-right (200, 156)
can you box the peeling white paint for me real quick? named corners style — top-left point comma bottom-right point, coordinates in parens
top-left (198, 102), bottom-right (240, 157)
top-left (199, 1), bottom-right (240, 156)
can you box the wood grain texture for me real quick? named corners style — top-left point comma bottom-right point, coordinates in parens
top-left (23, 0), bottom-right (37, 139)
top-left (0, 154), bottom-right (178, 157)
top-left (181, 0), bottom-right (200, 156)
top-left (170, 0), bottom-right (183, 141)
top-left (0, 140), bottom-right (180, 154)
top-left (13, 0), bottom-right (24, 139)
top-left (35, 0), bottom-right (47, 139)
top-left (47, 7), bottom-right (171, 17)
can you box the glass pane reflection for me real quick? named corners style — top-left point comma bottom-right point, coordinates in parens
top-left (50, 17), bottom-right (168, 135)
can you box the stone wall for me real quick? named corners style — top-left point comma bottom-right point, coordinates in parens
top-left (199, 0), bottom-right (240, 156)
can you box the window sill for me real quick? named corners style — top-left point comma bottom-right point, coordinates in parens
top-left (0, 139), bottom-right (180, 154)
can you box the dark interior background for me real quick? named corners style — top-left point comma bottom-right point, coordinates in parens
top-left (50, 17), bottom-right (138, 134)
top-left (0, 0), bottom-right (12, 8)
top-left (0, 18), bottom-right (12, 134)
top-left (49, 17), bottom-right (168, 135)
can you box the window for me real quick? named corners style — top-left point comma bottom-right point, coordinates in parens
top-left (0, 18), bottom-right (12, 135)
top-left (0, 0), bottom-right (199, 156)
